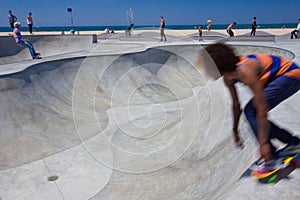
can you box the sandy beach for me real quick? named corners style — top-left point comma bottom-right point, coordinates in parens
top-left (0, 27), bottom-right (300, 200)
top-left (0, 28), bottom-right (295, 37)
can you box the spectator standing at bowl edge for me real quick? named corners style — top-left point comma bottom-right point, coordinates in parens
top-left (8, 10), bottom-right (17, 30)
top-left (250, 17), bottom-right (257, 36)
top-left (27, 12), bottom-right (33, 34)
top-left (160, 16), bottom-right (167, 42)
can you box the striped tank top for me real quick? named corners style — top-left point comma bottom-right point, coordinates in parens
top-left (237, 54), bottom-right (300, 86)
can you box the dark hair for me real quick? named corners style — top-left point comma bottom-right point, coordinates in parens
top-left (204, 42), bottom-right (239, 74)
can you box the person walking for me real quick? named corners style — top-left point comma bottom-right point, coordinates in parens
top-left (207, 23), bottom-right (211, 31)
top-left (27, 12), bottom-right (34, 34)
top-left (13, 22), bottom-right (41, 59)
top-left (198, 25), bottom-right (203, 41)
top-left (250, 17), bottom-right (257, 36)
top-left (126, 23), bottom-right (134, 36)
top-left (8, 10), bottom-right (17, 30)
top-left (207, 19), bottom-right (212, 31)
top-left (160, 16), bottom-right (167, 42)
top-left (290, 19), bottom-right (300, 39)
top-left (204, 42), bottom-right (300, 170)
top-left (226, 22), bottom-right (237, 37)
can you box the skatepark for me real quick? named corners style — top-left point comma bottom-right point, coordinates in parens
top-left (0, 31), bottom-right (299, 200)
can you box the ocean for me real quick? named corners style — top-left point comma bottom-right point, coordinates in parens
top-left (0, 23), bottom-right (297, 32)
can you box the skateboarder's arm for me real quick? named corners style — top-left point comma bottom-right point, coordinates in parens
top-left (239, 63), bottom-right (272, 161)
top-left (13, 31), bottom-right (18, 40)
top-left (224, 78), bottom-right (241, 133)
top-left (224, 78), bottom-right (244, 148)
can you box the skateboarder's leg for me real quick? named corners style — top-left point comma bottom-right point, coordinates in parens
top-left (244, 76), bottom-right (300, 155)
top-left (18, 40), bottom-right (37, 59)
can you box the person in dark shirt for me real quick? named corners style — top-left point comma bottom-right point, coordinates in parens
top-left (250, 17), bottom-right (257, 36)
top-left (8, 10), bottom-right (17, 30)
top-left (160, 16), bottom-right (167, 42)
top-left (126, 23), bottom-right (134, 36)
top-left (198, 25), bottom-right (203, 41)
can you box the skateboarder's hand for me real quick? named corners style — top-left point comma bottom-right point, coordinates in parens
top-left (233, 131), bottom-right (244, 149)
top-left (259, 143), bottom-right (272, 162)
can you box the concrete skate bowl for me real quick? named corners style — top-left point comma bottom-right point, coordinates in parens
top-left (0, 44), bottom-right (297, 200)
top-left (0, 35), bottom-right (93, 65)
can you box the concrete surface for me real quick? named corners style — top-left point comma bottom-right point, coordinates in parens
top-left (0, 33), bottom-right (299, 200)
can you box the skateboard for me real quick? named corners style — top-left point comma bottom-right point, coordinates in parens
top-left (251, 153), bottom-right (299, 184)
top-left (240, 146), bottom-right (300, 184)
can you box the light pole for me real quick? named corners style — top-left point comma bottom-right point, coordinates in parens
top-left (126, 8), bottom-right (133, 25)
top-left (67, 8), bottom-right (75, 34)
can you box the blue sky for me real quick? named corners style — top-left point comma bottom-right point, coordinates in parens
top-left (1, 0), bottom-right (300, 26)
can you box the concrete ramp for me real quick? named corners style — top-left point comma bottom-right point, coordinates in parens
top-left (0, 35), bottom-right (94, 65)
top-left (0, 43), bottom-right (299, 200)
top-left (226, 35), bottom-right (275, 42)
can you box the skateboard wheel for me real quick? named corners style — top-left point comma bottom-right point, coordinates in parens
top-left (267, 175), bottom-right (278, 183)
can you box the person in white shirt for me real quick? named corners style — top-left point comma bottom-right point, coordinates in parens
top-left (13, 22), bottom-right (41, 59)
top-left (290, 19), bottom-right (300, 39)
top-left (104, 26), bottom-right (110, 34)
top-left (27, 12), bottom-right (33, 34)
